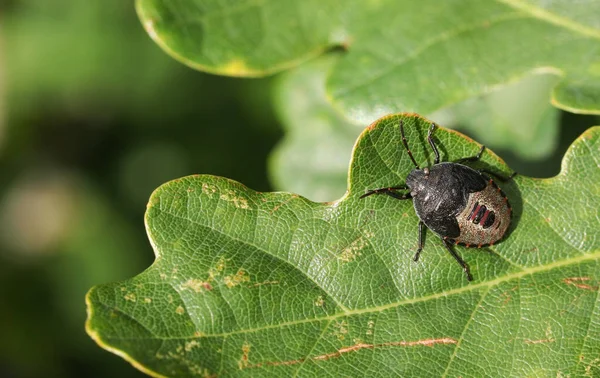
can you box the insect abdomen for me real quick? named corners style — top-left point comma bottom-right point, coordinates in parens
top-left (452, 178), bottom-right (511, 247)
top-left (467, 202), bottom-right (496, 229)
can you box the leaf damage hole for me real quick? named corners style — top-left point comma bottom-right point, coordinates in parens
top-left (243, 337), bottom-right (457, 369)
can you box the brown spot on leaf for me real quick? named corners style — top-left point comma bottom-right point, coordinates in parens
top-left (338, 236), bottom-right (367, 263)
top-left (563, 277), bottom-right (598, 291)
top-left (224, 269), bottom-right (250, 288)
top-left (201, 183), bottom-right (217, 197)
top-left (243, 337), bottom-right (457, 369)
top-left (251, 280), bottom-right (280, 287)
top-left (124, 293), bottom-right (136, 302)
top-left (269, 195), bottom-right (298, 214)
top-left (524, 339), bottom-right (554, 344)
top-left (238, 342), bottom-right (251, 369)
top-left (500, 293), bottom-right (511, 305)
top-left (315, 295), bottom-right (325, 307)
top-left (500, 285), bottom-right (518, 305)
top-left (185, 340), bottom-right (200, 352)
top-left (585, 357), bottom-right (600, 377)
top-left (220, 190), bottom-right (250, 209)
top-left (181, 279), bottom-right (213, 293)
top-left (366, 320), bottom-right (375, 335)
top-left (208, 257), bottom-right (227, 280)
top-left (524, 325), bottom-right (555, 344)
top-left (332, 321), bottom-right (349, 341)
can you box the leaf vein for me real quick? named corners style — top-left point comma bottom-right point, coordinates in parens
top-left (292, 319), bottom-right (334, 377)
top-left (582, 137), bottom-right (600, 170)
top-left (334, 13), bottom-right (528, 99)
top-left (115, 249), bottom-right (600, 341)
top-left (155, 206), bottom-right (352, 313)
top-left (494, 0), bottom-right (600, 40)
top-left (574, 265), bottom-right (600, 372)
top-left (521, 194), bottom-right (583, 252)
top-left (441, 287), bottom-right (490, 378)
top-left (508, 277), bottom-right (522, 376)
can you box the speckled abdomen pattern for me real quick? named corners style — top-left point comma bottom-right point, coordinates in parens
top-left (453, 178), bottom-right (511, 247)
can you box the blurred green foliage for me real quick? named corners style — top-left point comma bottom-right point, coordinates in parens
top-left (0, 1), bottom-right (279, 377)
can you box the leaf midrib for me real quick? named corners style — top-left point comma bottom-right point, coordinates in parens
top-left (441, 287), bottom-right (491, 378)
top-left (147, 205), bottom-right (599, 340)
top-left (496, 0), bottom-right (600, 40)
top-left (333, 12), bottom-right (529, 99)
top-left (334, 1), bottom-right (600, 107)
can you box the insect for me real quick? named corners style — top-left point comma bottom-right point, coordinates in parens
top-left (360, 121), bottom-right (516, 281)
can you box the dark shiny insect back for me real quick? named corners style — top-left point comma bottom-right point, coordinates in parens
top-left (360, 121), bottom-right (516, 281)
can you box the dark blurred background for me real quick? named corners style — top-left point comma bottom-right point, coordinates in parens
top-left (0, 1), bottom-right (597, 378)
top-left (0, 1), bottom-right (280, 377)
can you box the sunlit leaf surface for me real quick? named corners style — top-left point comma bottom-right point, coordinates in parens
top-left (87, 114), bottom-right (600, 377)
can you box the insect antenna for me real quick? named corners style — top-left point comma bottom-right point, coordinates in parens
top-left (399, 121), bottom-right (420, 169)
top-left (427, 123), bottom-right (440, 164)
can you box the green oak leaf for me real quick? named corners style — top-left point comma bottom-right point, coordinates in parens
top-left (87, 114), bottom-right (600, 377)
top-left (271, 56), bottom-right (559, 202)
top-left (435, 73), bottom-right (562, 159)
top-left (136, 0), bottom-right (600, 117)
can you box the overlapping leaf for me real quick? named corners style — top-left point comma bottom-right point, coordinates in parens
top-left (87, 114), bottom-right (600, 377)
top-left (137, 0), bottom-right (600, 117)
top-left (271, 56), bottom-right (562, 202)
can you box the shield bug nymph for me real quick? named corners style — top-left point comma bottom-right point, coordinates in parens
top-left (360, 121), bottom-right (516, 281)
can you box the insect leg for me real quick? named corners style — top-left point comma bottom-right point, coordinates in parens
top-left (441, 239), bottom-right (473, 281)
top-left (400, 121), bottom-right (420, 169)
top-left (427, 123), bottom-right (440, 164)
top-left (479, 170), bottom-right (517, 182)
top-left (360, 186), bottom-right (411, 200)
top-left (456, 145), bottom-right (517, 182)
top-left (413, 221), bottom-right (426, 262)
top-left (456, 145), bottom-right (485, 163)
